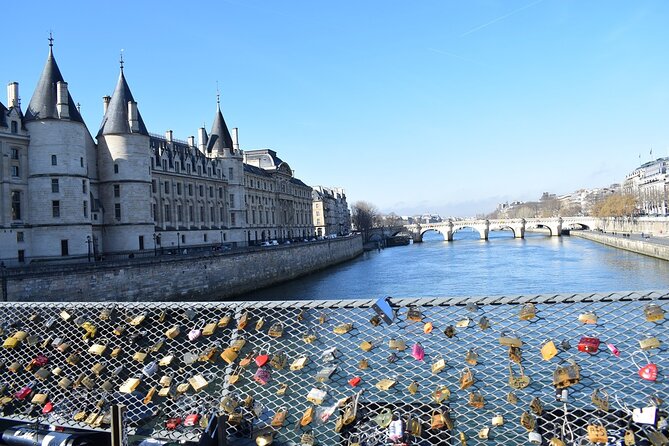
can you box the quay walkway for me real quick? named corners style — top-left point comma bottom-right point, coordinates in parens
top-left (571, 229), bottom-right (669, 261)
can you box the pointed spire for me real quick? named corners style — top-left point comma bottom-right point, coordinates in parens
top-left (25, 35), bottom-right (84, 123)
top-left (207, 91), bottom-right (234, 156)
top-left (98, 60), bottom-right (148, 136)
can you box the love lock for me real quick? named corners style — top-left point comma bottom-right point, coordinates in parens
top-left (632, 350), bottom-right (658, 382)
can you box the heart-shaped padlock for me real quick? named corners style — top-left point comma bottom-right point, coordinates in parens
top-left (632, 350), bottom-right (658, 382)
top-left (639, 363), bottom-right (658, 381)
top-left (255, 352), bottom-right (270, 367)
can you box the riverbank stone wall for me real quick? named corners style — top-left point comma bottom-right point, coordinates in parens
top-left (571, 230), bottom-right (669, 261)
top-left (4, 236), bottom-right (363, 302)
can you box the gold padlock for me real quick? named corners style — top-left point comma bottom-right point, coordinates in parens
top-left (541, 340), bottom-right (558, 361)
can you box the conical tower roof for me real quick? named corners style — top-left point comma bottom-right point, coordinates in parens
top-left (98, 67), bottom-right (148, 137)
top-left (206, 100), bottom-right (234, 155)
top-left (25, 43), bottom-right (84, 123)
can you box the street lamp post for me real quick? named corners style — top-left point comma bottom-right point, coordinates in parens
top-left (86, 236), bottom-right (92, 262)
top-left (177, 232), bottom-right (180, 253)
top-left (220, 230), bottom-right (223, 244)
top-left (152, 233), bottom-right (157, 256)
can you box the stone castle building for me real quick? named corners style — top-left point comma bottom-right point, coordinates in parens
top-left (0, 42), bottom-right (314, 265)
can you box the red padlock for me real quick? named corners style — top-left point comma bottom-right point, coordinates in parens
top-left (632, 351), bottom-right (658, 382)
top-left (14, 384), bottom-right (34, 400)
top-left (183, 413), bottom-right (200, 427)
top-left (348, 376), bottom-right (362, 387)
top-left (166, 417), bottom-right (182, 430)
top-left (42, 401), bottom-right (54, 414)
top-left (577, 336), bottom-right (600, 353)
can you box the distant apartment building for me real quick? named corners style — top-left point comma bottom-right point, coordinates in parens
top-left (312, 186), bottom-right (350, 237)
top-left (623, 157), bottom-right (669, 215)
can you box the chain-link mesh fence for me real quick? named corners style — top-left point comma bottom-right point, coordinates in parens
top-left (0, 291), bottom-right (667, 445)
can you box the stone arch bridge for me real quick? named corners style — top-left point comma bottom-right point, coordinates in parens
top-left (404, 217), bottom-right (600, 242)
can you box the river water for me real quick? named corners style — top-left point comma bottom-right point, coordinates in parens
top-left (237, 230), bottom-right (669, 301)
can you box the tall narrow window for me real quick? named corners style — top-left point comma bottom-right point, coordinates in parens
top-left (10, 148), bottom-right (19, 159)
top-left (114, 164), bottom-right (119, 174)
top-left (114, 184), bottom-right (120, 198)
top-left (82, 180), bottom-right (87, 194)
top-left (231, 213), bottom-right (236, 226)
top-left (61, 240), bottom-right (69, 256)
top-left (52, 179), bottom-right (59, 193)
top-left (114, 203), bottom-right (121, 220)
top-left (152, 180), bottom-right (157, 193)
top-left (52, 200), bottom-right (61, 218)
top-left (51, 155), bottom-right (57, 165)
top-left (83, 201), bottom-right (88, 218)
top-left (11, 121), bottom-right (18, 133)
top-left (164, 204), bottom-right (171, 222)
top-left (80, 157), bottom-right (84, 167)
top-left (228, 167), bottom-right (234, 180)
top-left (11, 191), bottom-right (21, 220)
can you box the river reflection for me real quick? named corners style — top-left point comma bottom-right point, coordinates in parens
top-left (236, 230), bottom-right (669, 301)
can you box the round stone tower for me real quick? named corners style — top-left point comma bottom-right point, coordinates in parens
top-left (24, 41), bottom-right (95, 259)
top-left (96, 62), bottom-right (153, 252)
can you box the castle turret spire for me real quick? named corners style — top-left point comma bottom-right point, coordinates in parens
top-left (25, 35), bottom-right (84, 123)
top-left (98, 60), bottom-right (148, 136)
top-left (207, 94), bottom-right (234, 156)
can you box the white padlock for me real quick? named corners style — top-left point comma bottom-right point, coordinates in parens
top-left (632, 406), bottom-right (657, 425)
top-left (528, 431), bottom-right (542, 445)
top-left (492, 415), bottom-right (504, 426)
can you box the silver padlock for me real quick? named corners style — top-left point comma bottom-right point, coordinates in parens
top-left (528, 431), bottom-right (542, 444)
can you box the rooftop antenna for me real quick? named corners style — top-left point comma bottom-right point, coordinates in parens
top-left (120, 49), bottom-right (124, 71)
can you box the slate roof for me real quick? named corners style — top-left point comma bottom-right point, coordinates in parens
top-left (25, 47), bottom-right (84, 123)
top-left (0, 102), bottom-right (7, 128)
top-left (98, 69), bottom-right (148, 136)
top-left (206, 105), bottom-right (234, 155)
top-left (244, 164), bottom-right (272, 177)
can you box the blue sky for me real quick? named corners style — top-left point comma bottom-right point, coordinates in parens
top-left (4, 0), bottom-right (669, 216)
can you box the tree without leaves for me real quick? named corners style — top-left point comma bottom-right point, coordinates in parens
top-left (351, 201), bottom-right (379, 242)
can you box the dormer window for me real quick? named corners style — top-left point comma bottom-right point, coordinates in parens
top-left (11, 121), bottom-right (18, 134)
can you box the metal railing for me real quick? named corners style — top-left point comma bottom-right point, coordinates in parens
top-left (0, 291), bottom-right (666, 445)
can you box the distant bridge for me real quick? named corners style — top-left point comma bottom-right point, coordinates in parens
top-left (404, 217), bottom-right (600, 242)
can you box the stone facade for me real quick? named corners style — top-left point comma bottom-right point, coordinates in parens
top-left (623, 157), bottom-right (669, 216)
top-left (0, 43), bottom-right (328, 265)
top-left (312, 186), bottom-right (351, 237)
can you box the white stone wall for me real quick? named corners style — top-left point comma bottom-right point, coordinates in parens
top-left (24, 119), bottom-right (93, 258)
top-left (98, 133), bottom-right (153, 252)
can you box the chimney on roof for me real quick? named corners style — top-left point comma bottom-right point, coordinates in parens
top-left (7, 82), bottom-right (19, 108)
top-left (165, 130), bottom-right (173, 142)
top-left (56, 81), bottom-right (69, 119)
top-left (128, 101), bottom-right (139, 132)
top-left (232, 128), bottom-right (239, 153)
top-left (198, 127), bottom-right (207, 152)
top-left (102, 96), bottom-right (111, 114)
top-left (188, 136), bottom-right (195, 147)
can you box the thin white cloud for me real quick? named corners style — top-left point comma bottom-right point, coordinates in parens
top-left (460, 0), bottom-right (545, 38)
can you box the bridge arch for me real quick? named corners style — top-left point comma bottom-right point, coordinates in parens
top-left (488, 224), bottom-right (518, 238)
top-left (420, 228), bottom-right (450, 242)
